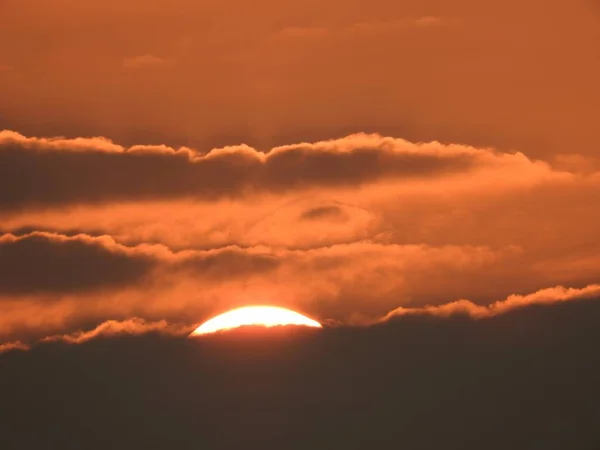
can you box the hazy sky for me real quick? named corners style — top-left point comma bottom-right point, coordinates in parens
top-left (1, 2), bottom-right (599, 449)
top-left (0, 0), bottom-right (600, 344)
top-left (1, 0), bottom-right (599, 155)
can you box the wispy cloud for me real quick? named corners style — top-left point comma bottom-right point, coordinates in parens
top-left (122, 54), bottom-right (171, 70)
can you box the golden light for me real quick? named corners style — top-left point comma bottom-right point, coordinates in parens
top-left (189, 306), bottom-right (322, 336)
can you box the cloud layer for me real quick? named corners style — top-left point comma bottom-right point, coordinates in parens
top-left (0, 130), bottom-right (598, 344)
top-left (1, 0), bottom-right (598, 158)
top-left (385, 284), bottom-right (600, 321)
top-left (3, 282), bottom-right (599, 352)
top-left (0, 130), bottom-right (533, 210)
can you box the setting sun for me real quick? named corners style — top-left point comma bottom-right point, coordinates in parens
top-left (189, 306), bottom-right (322, 336)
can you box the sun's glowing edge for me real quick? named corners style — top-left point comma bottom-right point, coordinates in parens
top-left (189, 306), bottom-right (322, 336)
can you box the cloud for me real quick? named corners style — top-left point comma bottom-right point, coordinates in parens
top-left (0, 231), bottom-right (280, 295)
top-left (0, 130), bottom-right (563, 211)
top-left (1, 0), bottom-right (598, 166)
top-left (0, 131), bottom-right (597, 344)
top-left (1, 221), bottom-right (599, 342)
top-left (348, 17), bottom-right (445, 33)
top-left (2, 167), bottom-right (594, 257)
top-left (0, 230), bottom-right (523, 340)
top-left (2, 293), bottom-right (599, 450)
top-left (274, 16), bottom-right (445, 41)
top-left (0, 232), bottom-right (155, 294)
top-left (384, 284), bottom-right (600, 321)
top-left (0, 2), bottom-right (598, 443)
top-left (122, 54), bottom-right (170, 70)
top-left (3, 282), bottom-right (600, 353)
top-left (0, 341), bottom-right (30, 354)
top-left (414, 16), bottom-right (442, 26)
top-left (41, 317), bottom-right (192, 344)
top-left (552, 153), bottom-right (600, 174)
top-left (300, 205), bottom-right (348, 221)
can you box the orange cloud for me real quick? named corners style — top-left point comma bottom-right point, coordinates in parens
top-left (41, 318), bottom-right (192, 344)
top-left (0, 230), bottom-right (526, 340)
top-left (0, 130), bottom-right (566, 211)
top-left (0, 341), bottom-right (30, 354)
top-left (3, 283), bottom-right (600, 353)
top-left (0, 131), bottom-right (598, 345)
top-left (384, 284), bottom-right (600, 321)
top-left (1, 0), bottom-right (598, 165)
top-left (122, 54), bottom-right (170, 70)
top-left (414, 16), bottom-right (442, 26)
top-left (0, 231), bottom-right (280, 295)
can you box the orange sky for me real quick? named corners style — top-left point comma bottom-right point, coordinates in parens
top-left (1, 0), bottom-right (599, 155)
top-left (0, 0), bottom-right (599, 346)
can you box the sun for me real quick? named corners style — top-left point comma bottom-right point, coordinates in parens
top-left (189, 306), bottom-right (322, 336)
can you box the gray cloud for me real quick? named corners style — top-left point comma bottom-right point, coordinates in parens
top-left (0, 232), bottom-right (280, 295)
top-left (0, 233), bottom-right (154, 294)
top-left (0, 131), bottom-right (508, 211)
top-left (300, 205), bottom-right (348, 221)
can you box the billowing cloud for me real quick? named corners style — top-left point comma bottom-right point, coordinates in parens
top-left (0, 232), bottom-right (155, 293)
top-left (1, 0), bottom-right (598, 159)
top-left (2, 291), bottom-right (599, 450)
top-left (0, 231), bottom-right (281, 295)
top-left (4, 283), bottom-right (600, 352)
top-left (0, 229), bottom-right (529, 340)
top-left (0, 1), bottom-right (598, 446)
top-left (0, 130), bottom-right (560, 211)
top-left (0, 124), bottom-right (597, 348)
top-left (0, 128), bottom-right (597, 345)
top-left (384, 284), bottom-right (600, 321)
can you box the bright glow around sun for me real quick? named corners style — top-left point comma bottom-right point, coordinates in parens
top-left (190, 306), bottom-right (322, 336)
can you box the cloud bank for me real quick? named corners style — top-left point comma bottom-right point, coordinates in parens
top-left (4, 283), bottom-right (599, 352)
top-left (0, 130), bottom-right (557, 210)
top-left (385, 284), bottom-right (600, 321)
top-left (0, 130), bottom-right (598, 345)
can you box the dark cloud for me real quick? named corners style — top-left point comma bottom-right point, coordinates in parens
top-left (0, 233), bottom-right (153, 294)
top-left (0, 131), bottom-right (494, 210)
top-left (177, 250), bottom-right (280, 281)
top-left (300, 205), bottom-right (347, 221)
top-left (0, 232), bottom-right (281, 296)
top-left (0, 1), bottom-right (597, 445)
top-left (2, 227), bottom-right (599, 342)
top-left (4, 280), bottom-right (598, 351)
top-left (1, 297), bottom-right (599, 450)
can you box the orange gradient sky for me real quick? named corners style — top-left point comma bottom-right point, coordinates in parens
top-left (0, 0), bottom-right (599, 348)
